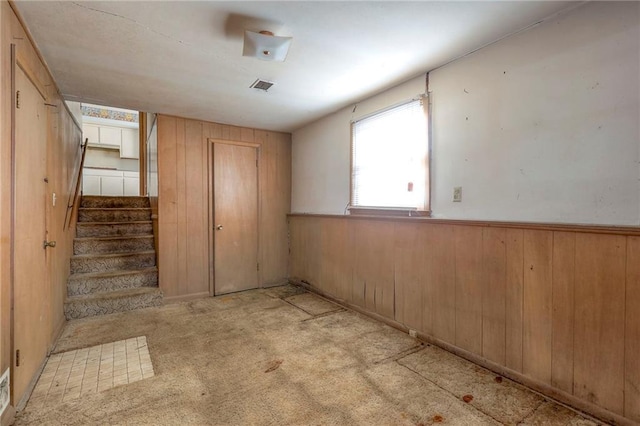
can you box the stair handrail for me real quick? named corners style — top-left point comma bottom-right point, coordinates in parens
top-left (65, 137), bottom-right (88, 229)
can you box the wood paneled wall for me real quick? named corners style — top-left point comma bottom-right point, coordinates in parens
top-left (46, 100), bottom-right (83, 343)
top-left (157, 115), bottom-right (291, 301)
top-left (289, 215), bottom-right (640, 425)
top-left (1, 1), bottom-right (83, 420)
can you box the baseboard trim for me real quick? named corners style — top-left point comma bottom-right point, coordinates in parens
top-left (261, 280), bottom-right (289, 289)
top-left (50, 315), bottom-right (66, 353)
top-left (162, 292), bottom-right (210, 304)
top-left (14, 355), bottom-right (48, 412)
top-left (291, 279), bottom-right (632, 426)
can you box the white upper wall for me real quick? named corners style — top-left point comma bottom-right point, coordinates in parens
top-left (291, 1), bottom-right (640, 225)
top-left (292, 76), bottom-right (425, 214)
top-left (430, 1), bottom-right (639, 225)
top-left (65, 100), bottom-right (83, 125)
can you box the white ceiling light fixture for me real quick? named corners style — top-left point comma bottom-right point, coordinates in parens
top-left (243, 30), bottom-right (292, 62)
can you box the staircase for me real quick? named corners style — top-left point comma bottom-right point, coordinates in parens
top-left (64, 196), bottom-right (163, 320)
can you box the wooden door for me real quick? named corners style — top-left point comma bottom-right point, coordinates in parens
top-left (13, 65), bottom-right (50, 404)
top-left (213, 143), bottom-right (259, 295)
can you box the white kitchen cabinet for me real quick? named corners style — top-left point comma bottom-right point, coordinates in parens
top-left (82, 174), bottom-right (101, 195)
top-left (82, 122), bottom-right (139, 159)
top-left (82, 168), bottom-right (140, 196)
top-left (99, 127), bottom-right (121, 147)
top-left (121, 128), bottom-right (139, 159)
top-left (83, 124), bottom-right (100, 145)
top-left (101, 176), bottom-right (124, 196)
top-left (123, 172), bottom-right (140, 196)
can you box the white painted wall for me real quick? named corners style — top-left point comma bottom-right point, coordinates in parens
top-left (292, 76), bottom-right (426, 214)
top-left (291, 2), bottom-right (640, 225)
top-left (84, 148), bottom-right (138, 172)
top-left (65, 100), bottom-right (83, 125)
top-left (430, 1), bottom-right (639, 225)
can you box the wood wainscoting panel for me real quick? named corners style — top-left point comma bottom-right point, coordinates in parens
top-left (505, 228), bottom-right (524, 373)
top-left (551, 231), bottom-right (576, 394)
top-left (482, 227), bottom-right (507, 366)
top-left (426, 224), bottom-right (456, 345)
top-left (626, 236), bottom-right (640, 422)
top-left (290, 216), bottom-right (321, 289)
top-left (394, 222), bottom-right (427, 331)
top-left (288, 217), bottom-right (304, 282)
top-left (522, 230), bottom-right (553, 385)
top-left (320, 218), bottom-right (354, 304)
top-left (304, 219), bottom-right (322, 290)
top-left (454, 226), bottom-right (484, 355)
top-left (287, 214), bottom-right (640, 425)
top-left (353, 220), bottom-right (395, 318)
top-left (574, 233), bottom-right (626, 415)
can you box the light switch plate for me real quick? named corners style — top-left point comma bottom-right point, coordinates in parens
top-left (453, 187), bottom-right (462, 202)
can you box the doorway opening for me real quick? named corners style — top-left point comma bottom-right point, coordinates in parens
top-left (72, 103), bottom-right (141, 196)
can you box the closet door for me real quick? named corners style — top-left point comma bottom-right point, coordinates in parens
top-left (13, 65), bottom-right (50, 404)
top-left (212, 142), bottom-right (258, 295)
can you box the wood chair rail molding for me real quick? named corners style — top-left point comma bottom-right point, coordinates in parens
top-left (287, 213), bottom-right (640, 236)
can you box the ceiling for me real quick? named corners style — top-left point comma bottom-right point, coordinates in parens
top-left (14, 1), bottom-right (575, 132)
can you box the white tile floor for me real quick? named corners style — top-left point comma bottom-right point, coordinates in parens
top-left (28, 336), bottom-right (154, 408)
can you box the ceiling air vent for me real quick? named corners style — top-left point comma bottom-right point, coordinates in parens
top-left (250, 79), bottom-right (274, 92)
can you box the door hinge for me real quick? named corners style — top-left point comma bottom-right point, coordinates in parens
top-left (256, 159), bottom-right (258, 168)
top-left (16, 90), bottom-right (20, 109)
top-left (257, 263), bottom-right (260, 272)
top-left (15, 349), bottom-right (20, 367)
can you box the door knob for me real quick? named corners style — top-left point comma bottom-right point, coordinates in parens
top-left (216, 225), bottom-right (223, 231)
top-left (43, 240), bottom-right (56, 249)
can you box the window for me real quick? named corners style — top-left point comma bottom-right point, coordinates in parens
top-left (350, 97), bottom-right (429, 214)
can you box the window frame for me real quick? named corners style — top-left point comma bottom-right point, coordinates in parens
top-left (348, 95), bottom-right (431, 217)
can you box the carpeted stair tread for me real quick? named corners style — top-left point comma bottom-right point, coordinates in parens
top-left (66, 286), bottom-right (161, 302)
top-left (78, 208), bottom-right (152, 223)
top-left (64, 287), bottom-right (163, 320)
top-left (75, 221), bottom-right (153, 238)
top-left (67, 268), bottom-right (159, 298)
top-left (68, 266), bottom-right (158, 280)
top-left (73, 234), bottom-right (155, 255)
top-left (74, 234), bottom-right (154, 242)
top-left (81, 196), bottom-right (150, 208)
top-left (70, 251), bottom-right (156, 274)
top-left (79, 207), bottom-right (151, 212)
top-left (72, 250), bottom-right (156, 260)
top-left (77, 220), bottom-right (153, 226)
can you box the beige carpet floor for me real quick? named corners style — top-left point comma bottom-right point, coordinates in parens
top-left (16, 285), bottom-right (601, 425)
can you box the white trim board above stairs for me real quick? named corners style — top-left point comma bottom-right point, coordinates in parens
top-left (64, 196), bottom-right (162, 320)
